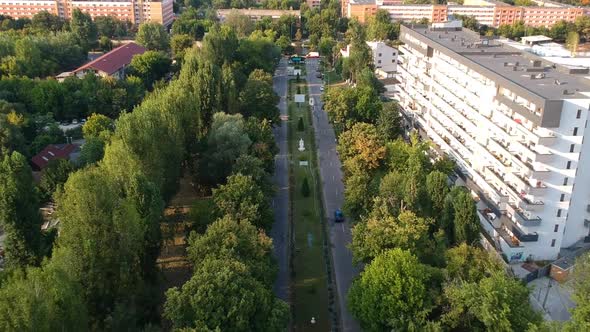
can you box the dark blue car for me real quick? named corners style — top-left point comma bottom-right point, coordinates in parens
top-left (334, 209), bottom-right (344, 223)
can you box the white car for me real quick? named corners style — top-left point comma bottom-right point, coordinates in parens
top-left (320, 86), bottom-right (324, 92)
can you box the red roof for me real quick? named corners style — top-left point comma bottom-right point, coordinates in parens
top-left (74, 42), bottom-right (146, 75)
top-left (31, 144), bottom-right (79, 170)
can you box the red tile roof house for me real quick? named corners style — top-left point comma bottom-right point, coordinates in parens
top-left (31, 144), bottom-right (81, 171)
top-left (73, 42), bottom-right (146, 80)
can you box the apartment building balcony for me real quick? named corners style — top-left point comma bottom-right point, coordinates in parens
top-left (511, 172), bottom-right (547, 197)
top-left (533, 128), bottom-right (557, 146)
top-left (478, 209), bottom-right (521, 248)
top-left (425, 113), bottom-right (473, 161)
top-left (534, 150), bottom-right (554, 163)
top-left (431, 72), bottom-right (481, 113)
top-left (434, 57), bottom-right (491, 91)
top-left (507, 203), bottom-right (542, 228)
top-left (503, 214), bottom-right (539, 242)
top-left (430, 96), bottom-right (480, 140)
top-left (496, 94), bottom-right (541, 121)
top-left (512, 154), bottom-right (551, 180)
top-left (516, 197), bottom-right (544, 212)
top-left (504, 180), bottom-right (544, 212)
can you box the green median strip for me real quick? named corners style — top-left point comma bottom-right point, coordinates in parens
top-left (287, 78), bottom-right (332, 331)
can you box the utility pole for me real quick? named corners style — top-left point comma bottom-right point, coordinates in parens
top-left (542, 278), bottom-right (553, 310)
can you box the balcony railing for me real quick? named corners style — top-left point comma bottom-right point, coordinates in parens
top-left (508, 204), bottom-right (542, 227)
top-left (502, 213), bottom-right (539, 241)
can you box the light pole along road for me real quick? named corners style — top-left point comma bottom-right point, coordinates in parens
top-left (305, 58), bottom-right (361, 332)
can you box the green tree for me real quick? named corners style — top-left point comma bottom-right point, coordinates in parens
top-left (0, 151), bottom-right (42, 268)
top-left (367, 9), bottom-right (397, 40)
top-left (426, 170), bottom-right (449, 213)
top-left (443, 273), bottom-right (542, 331)
top-left (452, 189), bottom-right (480, 245)
top-left (301, 177), bottom-right (310, 197)
top-left (202, 112), bottom-right (251, 184)
top-left (0, 264), bottom-right (89, 331)
top-left (128, 51), bottom-right (171, 88)
top-left (82, 113), bottom-right (113, 139)
top-left (244, 117), bottom-right (278, 173)
top-left (70, 9), bottom-right (97, 51)
top-left (31, 11), bottom-right (66, 32)
top-left (376, 101), bottom-right (401, 141)
top-left (351, 211), bottom-right (432, 264)
top-left (94, 16), bottom-right (130, 39)
top-left (212, 173), bottom-right (272, 231)
top-left (53, 167), bottom-right (146, 324)
top-left (349, 248), bottom-right (434, 331)
top-left (297, 117), bottom-right (304, 131)
top-left (549, 20), bottom-right (574, 42)
top-left (342, 158), bottom-right (379, 220)
top-left (337, 122), bottom-right (385, 171)
top-left (170, 34), bottom-right (194, 62)
top-left (136, 22), bottom-right (170, 51)
top-left (575, 15), bottom-right (590, 41)
top-left (239, 69), bottom-right (280, 122)
top-left (187, 215), bottom-right (275, 285)
top-left (0, 112), bottom-right (26, 156)
top-left (375, 170), bottom-right (406, 217)
top-left (567, 252), bottom-right (590, 330)
top-left (78, 137), bottom-right (105, 166)
top-left (224, 10), bottom-right (255, 38)
top-left (39, 158), bottom-right (75, 201)
top-left (566, 31), bottom-right (580, 56)
top-left (98, 36), bottom-right (112, 52)
top-left (445, 243), bottom-right (504, 283)
top-left (164, 258), bottom-right (289, 331)
top-left (318, 36), bottom-right (336, 65)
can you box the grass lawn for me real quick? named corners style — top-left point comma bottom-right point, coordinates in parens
top-left (323, 69), bottom-right (343, 86)
top-left (288, 79), bottom-right (331, 331)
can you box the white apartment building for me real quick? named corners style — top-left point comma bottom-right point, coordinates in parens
top-left (341, 41), bottom-right (398, 73)
top-left (396, 22), bottom-right (590, 262)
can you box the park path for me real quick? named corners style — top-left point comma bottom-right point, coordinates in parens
top-left (305, 59), bottom-right (361, 332)
top-left (271, 58), bottom-right (289, 301)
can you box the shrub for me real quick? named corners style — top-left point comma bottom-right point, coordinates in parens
top-left (301, 177), bottom-right (310, 197)
top-left (297, 117), bottom-right (304, 131)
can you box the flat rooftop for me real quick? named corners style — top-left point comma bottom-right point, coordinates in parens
top-left (404, 24), bottom-right (590, 100)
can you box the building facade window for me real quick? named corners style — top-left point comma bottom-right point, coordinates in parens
top-left (570, 144), bottom-right (576, 152)
top-left (573, 127), bottom-right (578, 136)
top-left (560, 193), bottom-right (565, 202)
top-left (567, 161), bottom-right (572, 169)
top-left (556, 209), bottom-right (562, 217)
top-left (551, 239), bottom-right (556, 247)
top-left (577, 109), bottom-right (582, 119)
top-left (563, 177), bottom-right (568, 185)
top-left (554, 224), bottom-right (559, 232)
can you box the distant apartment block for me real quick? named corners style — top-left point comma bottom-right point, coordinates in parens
top-left (306, 0), bottom-right (320, 9)
top-left (0, 0), bottom-right (174, 26)
top-left (344, 0), bottom-right (586, 27)
top-left (395, 22), bottom-right (590, 261)
top-left (217, 8), bottom-right (300, 22)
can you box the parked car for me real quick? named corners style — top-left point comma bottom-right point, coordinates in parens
top-left (334, 209), bottom-right (344, 223)
top-left (320, 85), bottom-right (324, 91)
top-left (316, 73), bottom-right (322, 79)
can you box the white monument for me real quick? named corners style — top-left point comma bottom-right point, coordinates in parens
top-left (298, 138), bottom-right (305, 152)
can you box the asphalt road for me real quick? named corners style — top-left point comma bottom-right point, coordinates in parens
top-left (306, 59), bottom-right (361, 332)
top-left (271, 58), bottom-right (289, 302)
